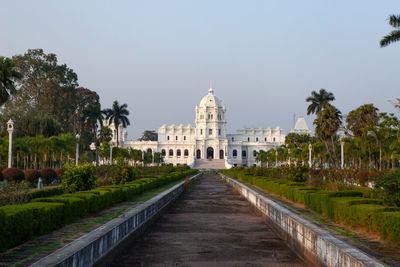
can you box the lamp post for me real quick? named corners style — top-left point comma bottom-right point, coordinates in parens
top-left (308, 143), bottom-right (312, 167)
top-left (110, 142), bottom-right (114, 165)
top-left (340, 136), bottom-right (344, 169)
top-left (75, 134), bottom-right (80, 166)
top-left (288, 148), bottom-right (291, 166)
top-left (7, 119), bottom-right (14, 168)
top-left (275, 151), bottom-right (278, 167)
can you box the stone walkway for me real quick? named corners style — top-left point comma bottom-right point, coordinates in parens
top-left (109, 174), bottom-right (305, 266)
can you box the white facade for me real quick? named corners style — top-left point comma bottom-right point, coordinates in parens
top-left (110, 87), bottom-right (286, 167)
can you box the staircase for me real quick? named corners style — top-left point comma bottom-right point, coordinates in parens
top-left (193, 159), bottom-right (227, 170)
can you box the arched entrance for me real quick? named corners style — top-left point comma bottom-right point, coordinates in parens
top-left (219, 149), bottom-right (224, 159)
top-left (207, 147), bottom-right (214, 159)
top-left (196, 149), bottom-right (201, 159)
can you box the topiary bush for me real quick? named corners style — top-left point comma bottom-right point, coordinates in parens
top-left (375, 169), bottom-right (400, 207)
top-left (61, 164), bottom-right (97, 193)
top-left (24, 169), bottom-right (41, 184)
top-left (40, 168), bottom-right (58, 185)
top-left (2, 168), bottom-right (25, 182)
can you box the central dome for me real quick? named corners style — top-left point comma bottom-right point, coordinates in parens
top-left (199, 88), bottom-right (222, 108)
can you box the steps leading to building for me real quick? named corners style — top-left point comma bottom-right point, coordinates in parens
top-left (193, 159), bottom-right (227, 170)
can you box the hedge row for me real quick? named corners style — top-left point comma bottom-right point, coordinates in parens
top-left (0, 169), bottom-right (197, 252)
top-left (222, 170), bottom-right (400, 245)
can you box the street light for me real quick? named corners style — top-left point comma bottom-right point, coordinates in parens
top-left (288, 148), bottom-right (291, 166)
top-left (7, 119), bottom-right (14, 168)
top-left (75, 133), bottom-right (80, 166)
top-left (308, 143), bottom-right (312, 167)
top-left (275, 151), bottom-right (278, 167)
top-left (110, 142), bottom-right (114, 165)
top-left (340, 136), bottom-right (344, 169)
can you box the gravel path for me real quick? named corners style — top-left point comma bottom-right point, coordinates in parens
top-left (109, 173), bottom-right (305, 266)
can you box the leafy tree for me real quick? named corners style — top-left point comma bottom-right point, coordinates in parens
top-left (306, 89), bottom-right (335, 115)
top-left (285, 133), bottom-right (313, 148)
top-left (314, 105), bottom-right (342, 168)
top-left (104, 101), bottom-right (130, 147)
top-left (0, 56), bottom-right (21, 106)
top-left (346, 104), bottom-right (379, 137)
top-left (380, 15), bottom-right (400, 47)
top-left (139, 130), bottom-right (158, 141)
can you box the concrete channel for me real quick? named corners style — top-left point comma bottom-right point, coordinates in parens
top-left (106, 173), bottom-right (305, 266)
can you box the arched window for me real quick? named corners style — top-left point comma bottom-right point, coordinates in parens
top-left (247, 137), bottom-right (250, 142)
top-left (233, 149), bottom-right (237, 157)
top-left (184, 149), bottom-right (189, 157)
top-left (176, 136), bottom-right (178, 141)
top-left (211, 114), bottom-right (213, 119)
top-left (232, 137), bottom-right (234, 141)
top-left (253, 150), bottom-right (257, 157)
top-left (265, 137), bottom-right (267, 142)
top-left (161, 149), bottom-right (166, 156)
top-left (184, 136), bottom-right (186, 141)
top-left (208, 114), bottom-right (211, 119)
top-left (167, 136), bottom-right (170, 141)
top-left (200, 129), bottom-right (203, 135)
top-left (242, 150), bottom-right (247, 158)
top-left (177, 149), bottom-right (181, 157)
top-left (169, 149), bottom-right (173, 157)
top-left (273, 137), bottom-right (276, 142)
top-left (256, 137), bottom-right (259, 142)
top-left (147, 148), bottom-right (152, 154)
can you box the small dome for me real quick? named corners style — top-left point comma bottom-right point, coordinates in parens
top-left (199, 88), bottom-right (222, 108)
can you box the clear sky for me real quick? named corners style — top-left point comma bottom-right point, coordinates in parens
top-left (2, 1), bottom-right (400, 139)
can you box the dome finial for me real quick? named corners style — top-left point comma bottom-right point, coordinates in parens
top-left (208, 80), bottom-right (213, 94)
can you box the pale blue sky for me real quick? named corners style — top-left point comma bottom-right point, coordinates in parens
top-left (1, 1), bottom-right (400, 139)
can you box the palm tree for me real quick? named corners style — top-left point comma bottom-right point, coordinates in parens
top-left (314, 105), bottom-right (342, 168)
top-left (83, 103), bottom-right (105, 166)
top-left (104, 101), bottom-right (130, 147)
top-left (306, 89), bottom-right (335, 115)
top-left (0, 57), bottom-right (21, 106)
top-left (380, 15), bottom-right (400, 47)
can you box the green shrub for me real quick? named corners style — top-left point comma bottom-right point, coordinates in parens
top-left (27, 186), bottom-right (63, 200)
top-left (375, 169), bottom-right (400, 207)
top-left (2, 168), bottom-right (25, 182)
top-left (61, 164), bottom-right (97, 193)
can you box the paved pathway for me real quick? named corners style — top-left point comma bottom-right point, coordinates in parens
top-left (109, 173), bottom-right (305, 266)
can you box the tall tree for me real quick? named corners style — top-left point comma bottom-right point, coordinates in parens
top-left (346, 104), bottom-right (379, 137)
top-left (139, 130), bottom-right (158, 141)
top-left (380, 15), bottom-right (400, 47)
top-left (0, 57), bottom-right (21, 106)
top-left (314, 105), bottom-right (342, 167)
top-left (83, 103), bottom-right (104, 166)
top-left (306, 89), bottom-right (335, 115)
top-left (104, 101), bottom-right (130, 147)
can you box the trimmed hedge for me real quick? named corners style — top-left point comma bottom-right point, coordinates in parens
top-left (0, 169), bottom-right (197, 252)
top-left (222, 170), bottom-right (400, 245)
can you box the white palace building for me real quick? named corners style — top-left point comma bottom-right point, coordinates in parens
top-left (108, 87), bottom-right (289, 169)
